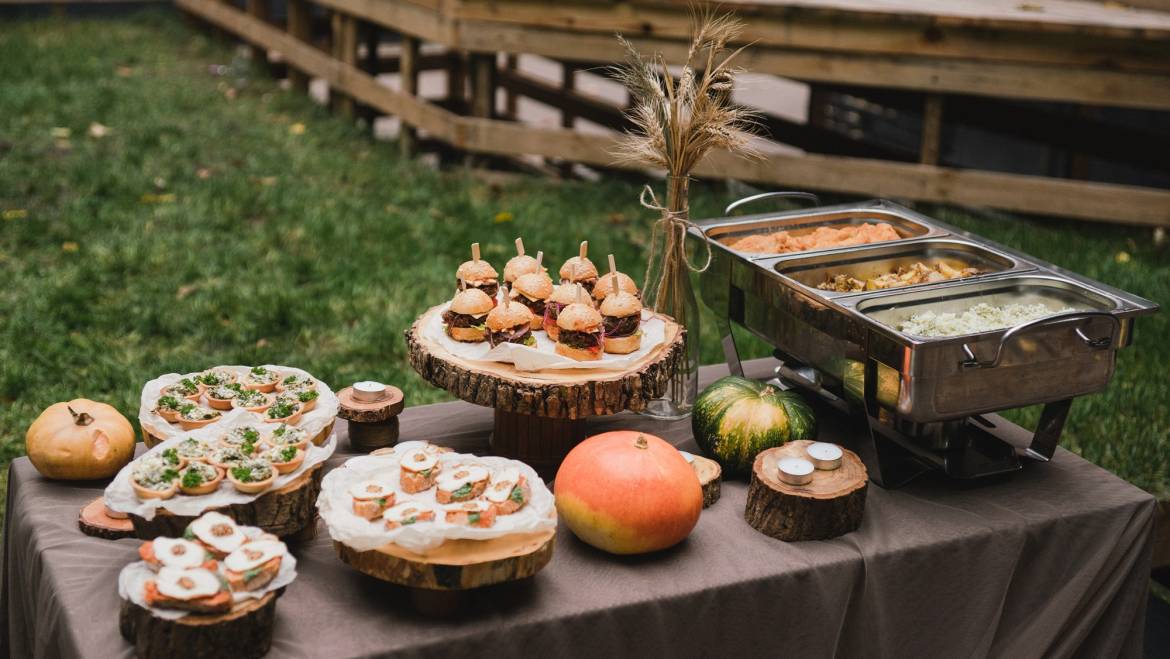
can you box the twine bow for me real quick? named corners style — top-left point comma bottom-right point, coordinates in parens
top-left (639, 184), bottom-right (712, 311)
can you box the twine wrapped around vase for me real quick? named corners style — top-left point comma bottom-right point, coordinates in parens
top-left (638, 182), bottom-right (713, 313)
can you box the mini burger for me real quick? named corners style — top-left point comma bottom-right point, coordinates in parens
top-left (503, 238), bottom-right (545, 285)
top-left (485, 298), bottom-right (536, 347)
top-left (543, 284), bottom-right (582, 341)
top-left (593, 271), bottom-right (639, 304)
top-left (555, 302), bottom-right (604, 361)
top-left (455, 242), bottom-right (499, 300)
top-left (443, 288), bottom-right (493, 342)
top-left (510, 272), bottom-right (553, 330)
top-left (560, 241), bottom-right (598, 293)
top-left (600, 291), bottom-right (643, 354)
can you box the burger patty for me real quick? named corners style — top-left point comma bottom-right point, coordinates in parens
top-left (558, 329), bottom-right (602, 350)
top-left (514, 295), bottom-right (546, 316)
top-left (544, 302), bottom-right (564, 324)
top-left (442, 310), bottom-right (486, 329)
top-left (561, 277), bottom-right (597, 294)
top-left (603, 314), bottom-right (639, 338)
top-left (456, 279), bottom-right (499, 299)
top-left (487, 326), bottom-right (533, 347)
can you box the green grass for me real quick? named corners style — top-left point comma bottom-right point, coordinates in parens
top-left (1, 11), bottom-right (1167, 526)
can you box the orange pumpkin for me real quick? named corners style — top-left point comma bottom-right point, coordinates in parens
top-left (555, 431), bottom-right (702, 555)
top-left (26, 400), bottom-right (136, 480)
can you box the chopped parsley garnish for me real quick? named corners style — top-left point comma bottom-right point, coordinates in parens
top-left (157, 395), bottom-right (180, 410)
top-left (509, 485), bottom-right (525, 504)
top-left (183, 527), bottom-right (196, 541)
top-left (419, 468), bottom-right (432, 477)
top-left (243, 567), bottom-right (263, 582)
top-left (251, 366), bottom-right (267, 375)
top-left (267, 400), bottom-right (297, 419)
top-left (468, 512), bottom-right (481, 525)
top-left (161, 448), bottom-right (180, 465)
top-left (181, 469), bottom-right (205, 488)
top-left (522, 335), bottom-right (537, 347)
top-left (402, 516), bottom-right (417, 525)
top-left (376, 497), bottom-right (387, 506)
top-left (278, 445), bottom-right (297, 462)
top-left (452, 483), bottom-right (473, 498)
top-left (297, 390), bottom-right (319, 403)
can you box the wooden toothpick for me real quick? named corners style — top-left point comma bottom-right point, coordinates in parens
top-left (515, 237), bottom-right (525, 256)
top-left (502, 284), bottom-right (510, 309)
top-left (471, 242), bottom-right (481, 263)
top-left (535, 250), bottom-right (544, 269)
top-left (574, 283), bottom-right (585, 305)
top-left (609, 254), bottom-right (620, 296)
top-left (579, 240), bottom-right (588, 260)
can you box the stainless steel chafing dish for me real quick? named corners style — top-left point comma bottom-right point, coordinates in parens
top-left (695, 196), bottom-right (1158, 486)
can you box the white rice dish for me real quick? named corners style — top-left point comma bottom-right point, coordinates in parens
top-left (898, 302), bottom-right (1075, 337)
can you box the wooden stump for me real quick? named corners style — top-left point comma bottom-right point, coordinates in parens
top-left (337, 385), bottom-right (404, 452)
top-left (690, 455), bottom-right (722, 508)
top-left (744, 441), bottom-right (867, 542)
top-left (119, 591), bottom-right (279, 659)
top-left (79, 496), bottom-right (136, 539)
top-left (129, 463), bottom-right (325, 540)
top-left (143, 419), bottom-right (334, 449)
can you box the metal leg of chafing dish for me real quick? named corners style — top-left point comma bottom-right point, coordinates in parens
top-left (718, 316), bottom-right (745, 378)
top-left (1025, 398), bottom-right (1073, 461)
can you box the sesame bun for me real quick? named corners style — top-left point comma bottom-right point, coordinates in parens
top-left (593, 272), bottom-right (639, 301)
top-left (449, 288), bottom-right (494, 316)
top-left (456, 259), bottom-right (498, 284)
top-left (511, 272), bottom-right (554, 301)
top-left (447, 326), bottom-right (486, 342)
top-left (556, 303), bottom-right (602, 332)
top-left (555, 342), bottom-right (602, 361)
top-left (548, 284), bottom-right (585, 306)
top-left (503, 254), bottom-right (542, 283)
top-left (600, 291), bottom-right (642, 318)
top-left (559, 256), bottom-right (598, 281)
top-left (486, 302), bottom-right (534, 332)
top-left (603, 333), bottom-right (641, 354)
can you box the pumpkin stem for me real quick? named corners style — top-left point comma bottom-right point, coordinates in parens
top-left (761, 385), bottom-right (774, 396)
top-left (634, 434), bottom-right (648, 450)
top-left (67, 405), bottom-right (95, 426)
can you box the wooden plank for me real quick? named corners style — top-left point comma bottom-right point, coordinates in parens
top-left (919, 94), bottom-right (944, 165)
top-left (310, 0), bottom-right (452, 44)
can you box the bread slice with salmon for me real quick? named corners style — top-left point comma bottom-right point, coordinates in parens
top-left (144, 567), bottom-right (232, 613)
top-left (434, 464), bottom-right (489, 504)
top-left (222, 540), bottom-right (286, 592)
top-left (399, 448), bottom-right (441, 493)
top-left (444, 500), bottom-right (497, 528)
top-left (484, 467), bottom-right (531, 515)
top-left (349, 480), bottom-right (396, 520)
top-left (139, 537), bottom-right (217, 572)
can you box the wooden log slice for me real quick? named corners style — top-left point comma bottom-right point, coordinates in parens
top-left (79, 496), bottom-right (136, 539)
top-left (337, 385), bottom-right (405, 423)
top-left (129, 463), bottom-right (325, 540)
top-left (143, 419), bottom-right (335, 449)
top-left (119, 591), bottom-right (279, 659)
top-left (690, 455), bottom-right (722, 508)
top-left (405, 304), bottom-right (686, 419)
top-left (334, 527), bottom-right (556, 591)
top-left (744, 441), bottom-right (867, 542)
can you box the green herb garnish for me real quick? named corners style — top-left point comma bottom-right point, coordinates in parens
top-left (452, 483), bottom-right (472, 498)
top-left (402, 516), bottom-right (417, 525)
top-left (157, 395), bottom-right (180, 410)
top-left (267, 400), bottom-right (296, 419)
top-left (468, 512), bottom-right (481, 525)
top-left (297, 390), bottom-right (319, 403)
top-left (162, 448), bottom-right (179, 465)
top-left (278, 445), bottom-right (297, 462)
top-left (251, 366), bottom-right (267, 375)
top-left (243, 567), bottom-right (263, 582)
top-left (509, 485), bottom-right (525, 504)
top-left (181, 469), bottom-right (205, 488)
top-left (377, 497), bottom-right (386, 506)
top-left (183, 527), bottom-right (196, 541)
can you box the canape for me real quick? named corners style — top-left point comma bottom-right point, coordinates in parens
top-left (223, 540), bottom-right (286, 592)
top-left (205, 383), bottom-right (244, 410)
top-left (139, 537), bottom-right (217, 571)
top-left (542, 284), bottom-right (580, 341)
top-left (443, 288), bottom-right (493, 342)
top-left (227, 458), bottom-right (276, 494)
top-left (177, 404), bottom-right (222, 430)
top-left (208, 446), bottom-right (249, 472)
top-left (197, 367), bottom-right (238, 389)
top-left (220, 425), bottom-right (263, 454)
top-left (267, 423), bottom-right (310, 450)
top-left (174, 436), bottom-right (213, 463)
top-left (275, 374), bottom-right (317, 394)
top-left (243, 365), bottom-right (280, 392)
top-left (560, 241), bottom-right (598, 292)
top-left (555, 301), bottom-right (604, 361)
top-left (159, 446), bottom-right (188, 471)
top-left (290, 388), bottom-right (318, 413)
top-left (232, 389), bottom-right (273, 414)
top-left (145, 567), bottom-right (232, 613)
top-left (179, 462), bottom-right (224, 496)
top-left (131, 456), bottom-right (181, 500)
top-left (162, 378), bottom-right (202, 402)
top-left (383, 502), bottom-right (437, 530)
top-left (154, 395), bottom-right (183, 422)
top-left (349, 479), bottom-right (397, 520)
top-left (263, 398), bottom-right (302, 425)
top-left (593, 270), bottom-right (639, 303)
top-left (485, 300), bottom-right (536, 347)
top-left (510, 272), bottom-right (554, 330)
top-left (435, 464), bottom-right (490, 504)
top-left (485, 467), bottom-right (531, 515)
top-left (263, 444), bottom-right (305, 475)
top-left (399, 447), bottom-right (441, 493)
top-left (185, 512), bottom-right (246, 558)
top-left (444, 500), bottom-right (497, 528)
top-left (455, 245), bottom-right (499, 299)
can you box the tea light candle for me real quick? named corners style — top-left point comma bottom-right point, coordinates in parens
top-left (806, 442), bottom-right (843, 471)
top-left (777, 457), bottom-right (815, 486)
top-left (353, 381), bottom-right (387, 403)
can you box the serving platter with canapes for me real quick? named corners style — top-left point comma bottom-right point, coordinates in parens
top-left (117, 512), bottom-right (297, 659)
top-left (405, 240), bottom-right (686, 471)
top-left (318, 441), bottom-right (557, 615)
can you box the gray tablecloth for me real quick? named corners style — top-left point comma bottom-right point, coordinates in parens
top-left (2, 360), bottom-right (1155, 658)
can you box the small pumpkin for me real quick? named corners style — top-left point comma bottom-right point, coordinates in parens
top-left (692, 376), bottom-right (817, 477)
top-left (26, 400), bottom-right (137, 480)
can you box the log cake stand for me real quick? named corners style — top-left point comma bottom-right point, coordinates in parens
top-left (334, 528), bottom-right (556, 616)
top-left (745, 441), bottom-right (867, 541)
top-left (405, 304), bottom-right (686, 472)
top-left (690, 454), bottom-right (722, 508)
top-left (119, 591), bottom-right (280, 659)
top-left (336, 383), bottom-right (405, 452)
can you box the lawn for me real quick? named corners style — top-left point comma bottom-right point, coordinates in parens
top-left (1, 10), bottom-right (1167, 527)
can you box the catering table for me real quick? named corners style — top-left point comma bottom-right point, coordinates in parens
top-left (2, 359), bottom-right (1156, 659)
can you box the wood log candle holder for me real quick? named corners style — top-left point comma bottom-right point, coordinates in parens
top-left (336, 382), bottom-right (405, 452)
top-left (744, 440), bottom-right (867, 542)
top-left (119, 591), bottom-right (280, 659)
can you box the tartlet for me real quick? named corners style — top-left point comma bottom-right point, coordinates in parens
top-left (178, 404), bottom-right (222, 430)
top-left (162, 378), bottom-right (203, 403)
top-left (243, 366), bottom-right (280, 393)
top-left (174, 436), bottom-right (212, 463)
top-left (220, 426), bottom-right (263, 454)
top-left (154, 395), bottom-right (183, 423)
top-left (263, 444), bottom-right (305, 475)
top-left (232, 389), bottom-right (273, 414)
top-left (263, 398), bottom-right (302, 425)
top-left (198, 367), bottom-right (238, 389)
top-left (178, 462), bottom-right (224, 496)
top-left (227, 458), bottom-right (276, 494)
top-left (208, 446), bottom-right (249, 472)
top-left (267, 423), bottom-right (310, 450)
top-left (131, 456), bottom-right (181, 500)
top-left (205, 383), bottom-right (243, 410)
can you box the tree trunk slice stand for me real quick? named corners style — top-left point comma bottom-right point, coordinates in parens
top-left (119, 591), bottom-right (280, 659)
top-left (334, 527), bottom-right (556, 616)
top-left (336, 384), bottom-right (405, 453)
top-left (143, 420), bottom-right (335, 449)
top-left (744, 441), bottom-right (868, 542)
top-left (128, 462), bottom-right (325, 541)
top-left (690, 454), bottom-right (722, 508)
top-left (79, 496), bottom-right (136, 539)
top-left (405, 304), bottom-right (685, 473)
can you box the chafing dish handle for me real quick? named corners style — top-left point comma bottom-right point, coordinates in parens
top-left (959, 311), bottom-right (1120, 369)
top-left (724, 191), bottom-right (821, 215)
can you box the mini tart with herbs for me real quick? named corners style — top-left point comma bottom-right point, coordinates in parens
top-left (444, 500), bottom-right (497, 528)
top-left (162, 378), bottom-right (203, 402)
top-left (285, 388), bottom-right (319, 413)
top-left (399, 448), bottom-right (441, 493)
top-left (349, 480), bottom-right (397, 520)
top-left (243, 366), bottom-right (280, 393)
top-left (227, 458), bottom-right (276, 494)
top-left (434, 464), bottom-right (490, 504)
top-left (267, 423), bottom-right (309, 450)
top-left (198, 367), bottom-right (238, 389)
top-left (220, 426), bottom-right (263, 454)
top-left (485, 467), bottom-right (531, 515)
top-left (383, 501), bottom-right (437, 530)
top-left (263, 444), bottom-right (305, 475)
top-left (154, 395), bottom-right (184, 422)
top-left (205, 383), bottom-right (244, 410)
top-left (263, 398), bottom-right (302, 425)
top-left (276, 374), bottom-right (317, 395)
top-left (232, 389), bottom-right (273, 414)
top-left (159, 446), bottom-right (188, 471)
top-left (131, 456), bottom-right (181, 500)
top-left (208, 446), bottom-right (249, 472)
top-left (178, 461), bottom-right (224, 496)
top-left (178, 404), bottom-right (222, 430)
top-left (175, 436), bottom-right (212, 462)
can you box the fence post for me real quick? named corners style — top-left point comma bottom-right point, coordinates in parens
top-left (287, 0), bottom-right (311, 93)
top-left (400, 35), bottom-right (421, 157)
top-left (331, 12), bottom-right (358, 119)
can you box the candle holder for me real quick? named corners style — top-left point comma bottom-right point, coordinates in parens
top-left (336, 381), bottom-right (405, 453)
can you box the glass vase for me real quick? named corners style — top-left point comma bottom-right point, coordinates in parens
top-left (641, 175), bottom-right (700, 420)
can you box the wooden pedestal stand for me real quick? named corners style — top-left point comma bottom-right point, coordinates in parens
top-left (405, 304), bottom-right (685, 472)
top-left (336, 385), bottom-right (405, 452)
top-left (119, 591), bottom-right (279, 659)
top-left (690, 454), bottom-right (722, 508)
top-left (745, 441), bottom-right (867, 541)
top-left (335, 528), bottom-right (556, 616)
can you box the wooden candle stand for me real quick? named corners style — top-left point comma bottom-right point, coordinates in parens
top-left (336, 383), bottom-right (405, 453)
top-left (405, 304), bottom-right (685, 473)
top-left (745, 440), bottom-right (867, 542)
